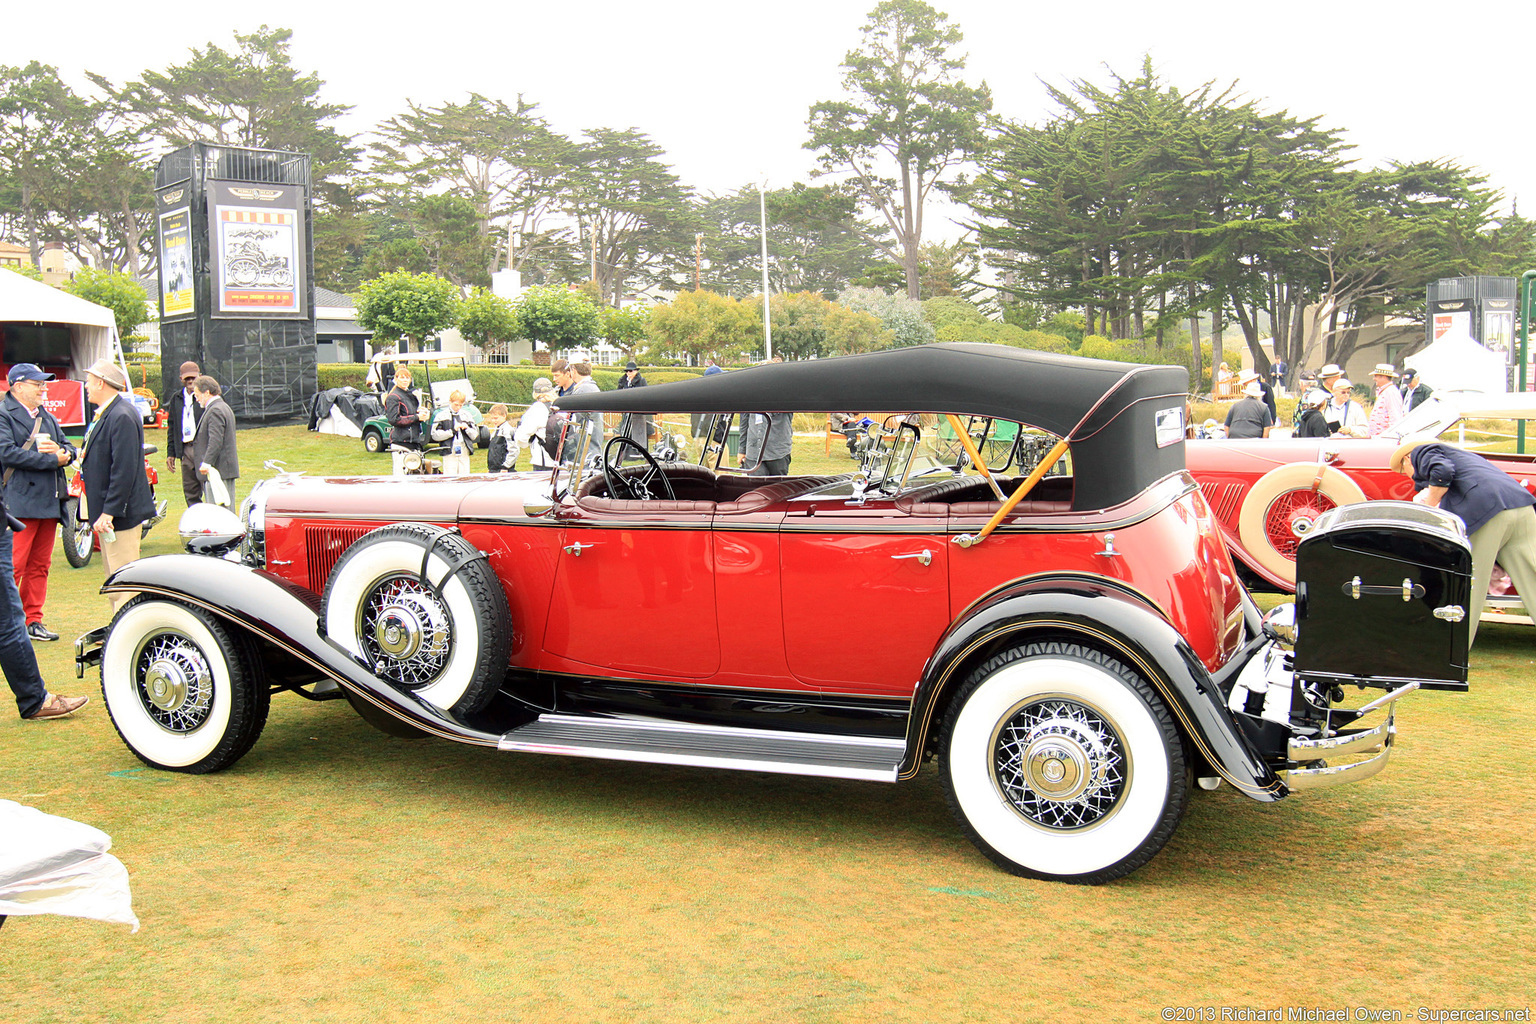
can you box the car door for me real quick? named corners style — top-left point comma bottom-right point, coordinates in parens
top-left (542, 500), bottom-right (720, 679)
top-left (779, 494), bottom-right (949, 696)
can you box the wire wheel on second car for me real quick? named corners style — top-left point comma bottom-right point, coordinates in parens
top-left (1236, 463), bottom-right (1367, 586)
top-left (942, 641), bottom-right (1188, 884)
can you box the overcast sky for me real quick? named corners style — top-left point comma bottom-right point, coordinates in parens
top-left (7, 0), bottom-right (1532, 242)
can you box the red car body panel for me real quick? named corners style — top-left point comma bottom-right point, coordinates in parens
top-left (261, 468), bottom-right (1246, 695)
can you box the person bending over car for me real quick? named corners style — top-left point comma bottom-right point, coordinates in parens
top-left (1394, 438), bottom-right (1536, 645)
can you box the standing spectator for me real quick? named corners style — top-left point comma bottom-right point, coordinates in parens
top-left (1224, 380), bottom-right (1274, 439)
top-left (484, 404), bottom-right (516, 472)
top-left (513, 379), bottom-right (560, 471)
top-left (191, 376), bottom-right (239, 507)
top-left (81, 359), bottom-right (156, 613)
top-left (1401, 368), bottom-right (1433, 413)
top-left (1324, 378), bottom-right (1367, 437)
top-left (617, 359), bottom-right (650, 445)
top-left (740, 413), bottom-right (793, 475)
top-left (384, 367), bottom-right (423, 477)
top-left (1239, 370), bottom-right (1277, 422)
top-left (1271, 358), bottom-right (1288, 396)
top-left (163, 361), bottom-right (203, 508)
top-left (1394, 439), bottom-right (1536, 645)
top-left (1366, 364), bottom-right (1405, 437)
top-left (0, 459), bottom-right (87, 718)
top-left (0, 364), bottom-right (76, 641)
top-left (1292, 388), bottom-right (1333, 438)
top-left (564, 361), bottom-right (602, 461)
top-left (550, 359), bottom-right (573, 397)
top-left (1317, 363), bottom-right (1344, 393)
top-left (430, 390), bottom-right (478, 475)
top-left (1214, 361), bottom-right (1234, 399)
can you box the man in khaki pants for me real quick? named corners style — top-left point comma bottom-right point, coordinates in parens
top-left (81, 360), bottom-right (157, 613)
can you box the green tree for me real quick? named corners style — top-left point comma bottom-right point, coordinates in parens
top-left (806, 0), bottom-right (991, 300)
top-left (407, 194), bottom-right (495, 288)
top-left (837, 286), bottom-right (934, 347)
top-left (64, 267), bottom-right (149, 339)
top-left (563, 127), bottom-right (700, 306)
top-left (515, 285), bottom-right (600, 354)
top-left (824, 303), bottom-right (890, 355)
top-left (374, 93), bottom-right (574, 281)
top-left (0, 63), bottom-right (95, 266)
top-left (698, 183), bottom-right (882, 298)
top-left (456, 288), bottom-right (521, 357)
top-left (643, 290), bottom-right (757, 364)
top-left (355, 271), bottom-right (460, 352)
top-left (761, 291), bottom-right (835, 360)
top-left (601, 304), bottom-right (651, 352)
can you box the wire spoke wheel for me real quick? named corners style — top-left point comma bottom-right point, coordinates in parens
top-left (1261, 488), bottom-right (1338, 559)
top-left (133, 631), bottom-right (215, 732)
top-left (358, 574), bottom-right (454, 689)
top-left (993, 697), bottom-right (1127, 831)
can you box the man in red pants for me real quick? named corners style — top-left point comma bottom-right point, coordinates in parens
top-left (0, 364), bottom-right (77, 641)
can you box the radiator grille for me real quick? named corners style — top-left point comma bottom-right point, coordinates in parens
top-left (1200, 482), bottom-right (1245, 525)
top-left (305, 525), bottom-right (374, 592)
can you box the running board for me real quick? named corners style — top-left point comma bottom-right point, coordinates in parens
top-left (498, 714), bottom-right (905, 782)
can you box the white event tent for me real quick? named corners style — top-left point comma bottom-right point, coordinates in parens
top-left (1405, 330), bottom-right (1508, 395)
top-left (0, 269), bottom-right (125, 377)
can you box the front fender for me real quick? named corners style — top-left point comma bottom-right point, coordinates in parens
top-left (906, 576), bottom-right (1285, 801)
top-left (100, 554), bottom-right (503, 747)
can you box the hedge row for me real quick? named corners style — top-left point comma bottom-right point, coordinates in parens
top-left (316, 364), bottom-right (705, 407)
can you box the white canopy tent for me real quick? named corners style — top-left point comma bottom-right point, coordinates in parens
top-left (0, 269), bottom-right (128, 379)
top-left (1405, 330), bottom-right (1508, 395)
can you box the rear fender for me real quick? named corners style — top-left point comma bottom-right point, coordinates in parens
top-left (908, 575), bottom-right (1285, 801)
top-left (99, 554), bottom-right (503, 747)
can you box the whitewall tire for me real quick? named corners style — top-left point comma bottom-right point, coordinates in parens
top-left (101, 598), bottom-right (269, 773)
top-left (942, 642), bottom-right (1187, 883)
top-left (321, 524), bottom-right (509, 716)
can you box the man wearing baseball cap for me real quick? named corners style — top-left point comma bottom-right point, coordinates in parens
top-left (0, 364), bottom-right (88, 719)
top-left (82, 359), bottom-right (157, 611)
top-left (163, 360), bottom-right (204, 507)
top-left (0, 364), bottom-right (77, 641)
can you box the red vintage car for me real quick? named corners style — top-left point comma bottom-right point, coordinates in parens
top-left (75, 345), bottom-right (1473, 884)
top-left (1186, 392), bottom-right (1536, 605)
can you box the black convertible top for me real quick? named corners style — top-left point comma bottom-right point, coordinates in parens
top-left (557, 344), bottom-right (1190, 510)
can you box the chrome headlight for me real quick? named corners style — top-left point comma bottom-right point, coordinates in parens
top-left (178, 503), bottom-right (246, 557)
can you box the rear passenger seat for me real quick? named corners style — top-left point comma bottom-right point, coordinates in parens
top-left (899, 475), bottom-right (1073, 516)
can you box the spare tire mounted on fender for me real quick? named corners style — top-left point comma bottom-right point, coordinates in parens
top-left (321, 523), bottom-right (509, 716)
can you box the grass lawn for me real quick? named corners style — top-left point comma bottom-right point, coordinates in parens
top-left (3, 423), bottom-right (1533, 1023)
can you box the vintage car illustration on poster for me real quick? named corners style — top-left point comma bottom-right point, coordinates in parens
top-left (76, 345), bottom-right (1473, 883)
top-left (1186, 391), bottom-right (1536, 617)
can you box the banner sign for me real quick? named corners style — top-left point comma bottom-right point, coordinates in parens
top-left (208, 180), bottom-right (306, 318)
top-left (155, 186), bottom-right (194, 319)
top-left (40, 379), bottom-right (87, 428)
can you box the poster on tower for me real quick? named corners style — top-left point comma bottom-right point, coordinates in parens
top-left (208, 180), bottom-right (306, 317)
top-left (155, 185), bottom-right (194, 319)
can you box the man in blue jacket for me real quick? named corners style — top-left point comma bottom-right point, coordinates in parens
top-left (82, 359), bottom-right (157, 613)
top-left (1393, 438), bottom-right (1536, 643)
top-left (0, 364), bottom-right (77, 641)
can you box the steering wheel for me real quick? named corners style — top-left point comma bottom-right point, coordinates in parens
top-left (602, 436), bottom-right (675, 501)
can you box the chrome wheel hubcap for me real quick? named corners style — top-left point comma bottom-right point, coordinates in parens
top-left (135, 634), bottom-right (213, 732)
top-left (993, 697), bottom-right (1127, 830)
top-left (360, 577), bottom-right (451, 688)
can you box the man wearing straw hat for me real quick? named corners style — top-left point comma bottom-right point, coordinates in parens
top-left (81, 359), bottom-right (157, 611)
top-left (1366, 364), bottom-right (1405, 437)
top-left (1393, 437), bottom-right (1536, 643)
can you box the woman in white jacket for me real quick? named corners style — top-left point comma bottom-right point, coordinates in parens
top-left (510, 378), bottom-right (559, 470)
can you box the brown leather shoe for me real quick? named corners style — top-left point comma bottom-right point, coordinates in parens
top-left (25, 693), bottom-right (89, 720)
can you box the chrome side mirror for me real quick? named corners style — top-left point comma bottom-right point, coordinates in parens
top-left (179, 503), bottom-right (246, 557)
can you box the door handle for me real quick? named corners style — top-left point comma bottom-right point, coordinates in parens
top-left (563, 542), bottom-right (594, 556)
top-left (891, 549), bottom-right (932, 567)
